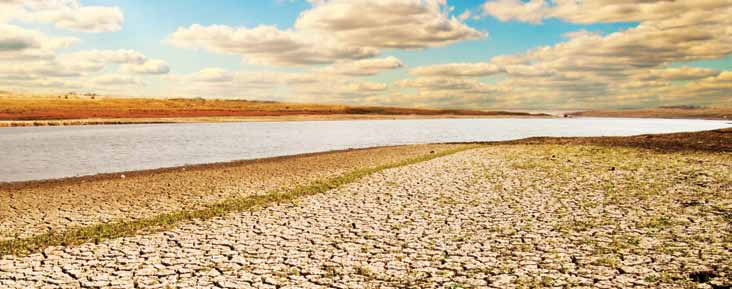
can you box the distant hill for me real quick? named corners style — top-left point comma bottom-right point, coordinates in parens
top-left (569, 106), bottom-right (731, 120)
top-left (0, 93), bottom-right (545, 123)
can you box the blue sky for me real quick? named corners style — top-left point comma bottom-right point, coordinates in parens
top-left (1, 0), bottom-right (730, 109)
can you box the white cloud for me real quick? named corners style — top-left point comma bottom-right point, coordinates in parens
top-left (2, 0), bottom-right (124, 33)
top-left (503, 64), bottom-right (554, 77)
top-left (295, 0), bottom-right (484, 49)
top-left (188, 68), bottom-right (235, 83)
top-left (167, 24), bottom-right (378, 66)
top-left (0, 24), bottom-right (77, 60)
top-left (393, 0), bottom-right (732, 109)
top-left (340, 81), bottom-right (387, 93)
top-left (121, 60), bottom-right (170, 75)
top-left (167, 0), bottom-right (482, 66)
top-left (398, 77), bottom-right (497, 92)
top-left (92, 74), bottom-right (142, 86)
top-left (58, 50), bottom-right (150, 74)
top-left (642, 67), bottom-right (721, 82)
top-left (410, 62), bottom-right (502, 77)
top-left (317, 56), bottom-right (404, 76)
top-left (161, 68), bottom-right (296, 100)
top-left (31, 6), bottom-right (123, 33)
top-left (482, 0), bottom-right (546, 24)
top-left (1, 46), bottom-right (168, 94)
top-left (0, 24), bottom-right (39, 51)
top-left (287, 78), bottom-right (390, 103)
top-left (482, 0), bottom-right (732, 25)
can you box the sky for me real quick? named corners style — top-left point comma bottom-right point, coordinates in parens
top-left (0, 0), bottom-right (730, 110)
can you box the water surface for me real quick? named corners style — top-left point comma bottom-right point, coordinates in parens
top-left (0, 118), bottom-right (728, 182)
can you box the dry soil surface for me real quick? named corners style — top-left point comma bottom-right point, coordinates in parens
top-left (1, 145), bottom-right (730, 288)
top-left (0, 144), bottom-right (458, 241)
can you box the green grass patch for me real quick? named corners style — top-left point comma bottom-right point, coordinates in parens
top-left (0, 145), bottom-right (481, 256)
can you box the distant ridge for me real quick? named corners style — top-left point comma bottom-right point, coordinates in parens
top-left (569, 106), bottom-right (731, 120)
top-left (0, 92), bottom-right (548, 126)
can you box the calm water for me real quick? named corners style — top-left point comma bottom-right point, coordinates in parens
top-left (0, 118), bottom-right (729, 182)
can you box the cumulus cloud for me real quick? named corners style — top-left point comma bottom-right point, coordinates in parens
top-left (167, 0), bottom-right (482, 66)
top-left (409, 60), bottom-right (555, 79)
top-left (167, 24), bottom-right (378, 66)
top-left (340, 81), bottom-right (387, 93)
top-left (642, 67), bottom-right (721, 82)
top-left (317, 57), bottom-right (404, 76)
top-left (0, 47), bottom-right (168, 94)
top-left (121, 60), bottom-right (170, 75)
top-left (288, 78), bottom-right (390, 103)
top-left (0, 24), bottom-right (76, 60)
top-left (0, 26), bottom-right (38, 51)
top-left (482, 0), bottom-right (546, 24)
top-left (0, 3), bottom-right (172, 94)
top-left (2, 0), bottom-right (124, 33)
top-left (397, 77), bottom-right (503, 96)
top-left (482, 0), bottom-right (732, 25)
top-left (188, 68), bottom-right (235, 83)
top-left (31, 6), bottom-right (123, 33)
top-left (391, 0), bottom-right (732, 109)
top-left (165, 68), bottom-right (387, 102)
top-left (410, 62), bottom-right (502, 77)
top-left (295, 0), bottom-right (484, 49)
top-left (60, 50), bottom-right (147, 71)
top-left (162, 68), bottom-right (286, 99)
top-left (92, 74), bottom-right (142, 86)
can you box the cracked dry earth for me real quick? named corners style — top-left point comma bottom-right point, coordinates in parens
top-left (2, 145), bottom-right (732, 288)
top-left (0, 144), bottom-right (456, 241)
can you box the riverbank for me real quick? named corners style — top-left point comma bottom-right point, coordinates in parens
top-left (1, 129), bottom-right (730, 288)
top-left (0, 114), bottom-right (551, 127)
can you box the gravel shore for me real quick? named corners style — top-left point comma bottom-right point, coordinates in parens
top-left (1, 144), bottom-right (730, 288)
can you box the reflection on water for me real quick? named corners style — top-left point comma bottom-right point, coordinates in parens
top-left (0, 118), bottom-right (728, 182)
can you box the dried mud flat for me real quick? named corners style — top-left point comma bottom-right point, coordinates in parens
top-left (1, 131), bottom-right (731, 288)
top-left (0, 144), bottom-right (459, 241)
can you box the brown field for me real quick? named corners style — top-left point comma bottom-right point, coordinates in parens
top-left (0, 93), bottom-right (541, 126)
top-left (569, 106), bottom-right (732, 120)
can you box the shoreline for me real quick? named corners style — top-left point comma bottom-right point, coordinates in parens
top-left (2, 114), bottom-right (730, 128)
top-left (0, 114), bottom-right (552, 127)
top-left (2, 127), bottom-right (729, 191)
top-left (0, 145), bottom-right (409, 191)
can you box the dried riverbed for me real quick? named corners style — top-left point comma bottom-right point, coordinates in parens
top-left (1, 143), bottom-right (730, 288)
top-left (0, 144), bottom-right (460, 241)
